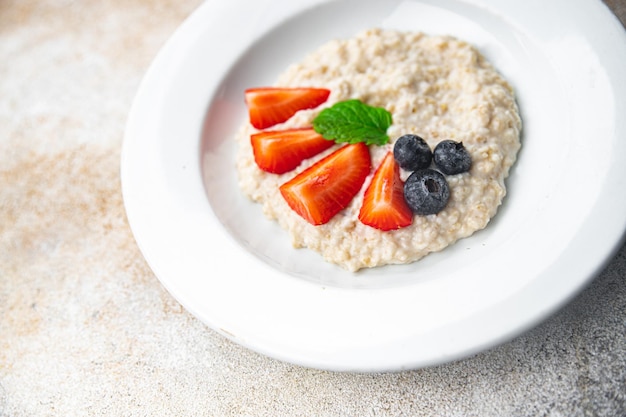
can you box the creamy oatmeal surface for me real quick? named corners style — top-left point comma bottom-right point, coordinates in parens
top-left (236, 28), bottom-right (522, 272)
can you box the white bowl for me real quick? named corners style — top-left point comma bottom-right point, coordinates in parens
top-left (121, 0), bottom-right (626, 372)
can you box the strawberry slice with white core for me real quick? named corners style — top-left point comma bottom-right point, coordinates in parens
top-left (358, 151), bottom-right (413, 231)
top-left (279, 143), bottom-right (371, 226)
top-left (251, 128), bottom-right (335, 174)
top-left (245, 87), bottom-right (331, 129)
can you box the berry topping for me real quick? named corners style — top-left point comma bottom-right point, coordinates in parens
top-left (433, 140), bottom-right (472, 175)
top-left (358, 152), bottom-right (413, 231)
top-left (279, 143), bottom-right (371, 225)
top-left (393, 134), bottom-right (432, 171)
top-left (245, 87), bottom-right (330, 130)
top-left (250, 128), bottom-right (334, 174)
top-left (404, 169), bottom-right (450, 215)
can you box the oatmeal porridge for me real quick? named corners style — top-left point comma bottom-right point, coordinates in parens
top-left (236, 28), bottom-right (522, 272)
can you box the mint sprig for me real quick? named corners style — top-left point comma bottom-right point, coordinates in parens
top-left (312, 99), bottom-right (392, 146)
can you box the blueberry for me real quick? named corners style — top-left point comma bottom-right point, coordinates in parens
top-left (433, 140), bottom-right (471, 175)
top-left (393, 134), bottom-right (432, 171)
top-left (404, 169), bottom-right (450, 215)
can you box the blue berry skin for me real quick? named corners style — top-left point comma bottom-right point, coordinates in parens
top-left (404, 169), bottom-right (450, 215)
top-left (393, 134), bottom-right (432, 171)
top-left (433, 140), bottom-right (471, 175)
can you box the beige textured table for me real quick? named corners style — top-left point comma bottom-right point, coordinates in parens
top-left (1, 1), bottom-right (625, 415)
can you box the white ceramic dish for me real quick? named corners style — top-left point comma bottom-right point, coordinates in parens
top-left (121, 0), bottom-right (626, 372)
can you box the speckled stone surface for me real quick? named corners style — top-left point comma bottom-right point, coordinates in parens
top-left (1, 1), bottom-right (625, 416)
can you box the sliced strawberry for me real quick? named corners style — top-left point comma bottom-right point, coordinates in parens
top-left (244, 87), bottom-right (330, 129)
top-left (279, 143), bottom-right (371, 225)
top-left (251, 128), bottom-right (335, 174)
top-left (358, 151), bottom-right (413, 231)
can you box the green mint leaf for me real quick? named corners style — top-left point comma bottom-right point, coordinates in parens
top-left (312, 99), bottom-right (392, 146)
